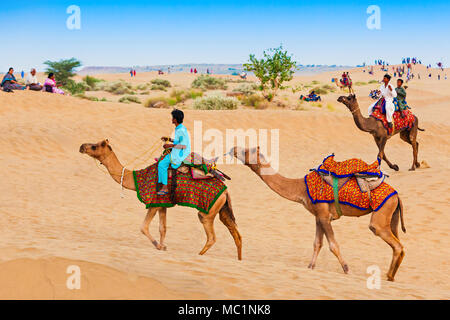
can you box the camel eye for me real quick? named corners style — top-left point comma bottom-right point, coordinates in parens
top-left (91, 145), bottom-right (97, 150)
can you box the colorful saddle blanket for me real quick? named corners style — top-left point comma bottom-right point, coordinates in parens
top-left (314, 154), bottom-right (382, 178)
top-left (371, 98), bottom-right (416, 135)
top-left (305, 155), bottom-right (397, 211)
top-left (133, 163), bottom-right (227, 214)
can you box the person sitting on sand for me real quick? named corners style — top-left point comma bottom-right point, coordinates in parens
top-left (1, 67), bottom-right (26, 92)
top-left (157, 109), bottom-right (191, 196)
top-left (25, 68), bottom-right (43, 91)
top-left (300, 90), bottom-right (321, 102)
top-left (43, 73), bottom-right (65, 95)
top-left (368, 74), bottom-right (397, 128)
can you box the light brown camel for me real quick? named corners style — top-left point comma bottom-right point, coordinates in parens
top-left (230, 146), bottom-right (406, 281)
top-left (337, 94), bottom-right (424, 171)
top-left (79, 139), bottom-right (242, 260)
top-left (333, 77), bottom-right (354, 94)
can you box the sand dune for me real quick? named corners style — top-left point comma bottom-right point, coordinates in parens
top-left (0, 66), bottom-right (449, 299)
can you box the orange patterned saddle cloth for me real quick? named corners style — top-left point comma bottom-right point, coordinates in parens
top-left (305, 155), bottom-right (397, 211)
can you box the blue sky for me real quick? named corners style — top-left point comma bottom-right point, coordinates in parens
top-left (1, 0), bottom-right (449, 72)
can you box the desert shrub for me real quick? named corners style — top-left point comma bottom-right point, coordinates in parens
top-left (232, 83), bottom-right (259, 96)
top-left (311, 80), bottom-right (320, 85)
top-left (191, 75), bottom-right (227, 90)
top-left (311, 102), bottom-right (323, 108)
top-left (74, 93), bottom-right (99, 101)
top-left (192, 95), bottom-right (238, 110)
top-left (355, 81), bottom-right (367, 86)
top-left (321, 84), bottom-right (335, 92)
top-left (119, 95), bottom-right (141, 104)
top-left (140, 91), bottom-right (150, 95)
top-left (100, 98), bottom-right (108, 102)
top-left (135, 83), bottom-right (149, 91)
top-left (44, 57), bottom-right (81, 86)
top-left (83, 75), bottom-right (103, 90)
top-left (144, 97), bottom-right (169, 108)
top-left (188, 89), bottom-right (203, 99)
top-left (291, 84), bottom-right (303, 93)
top-left (151, 84), bottom-right (168, 91)
top-left (326, 103), bottom-right (335, 111)
top-left (64, 79), bottom-right (88, 95)
top-left (240, 93), bottom-right (264, 107)
top-left (150, 79), bottom-right (171, 88)
top-left (368, 80), bottom-right (379, 84)
top-left (97, 81), bottom-right (134, 95)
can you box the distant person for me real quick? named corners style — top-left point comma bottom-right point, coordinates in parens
top-left (194, 68), bottom-right (197, 74)
top-left (21, 70), bottom-right (24, 78)
top-left (190, 68), bottom-right (193, 73)
top-left (25, 68), bottom-right (43, 91)
top-left (43, 73), bottom-right (65, 95)
top-left (1, 67), bottom-right (26, 91)
top-left (133, 69), bottom-right (136, 76)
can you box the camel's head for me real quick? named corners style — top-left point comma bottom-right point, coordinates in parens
top-left (79, 139), bottom-right (112, 161)
top-left (337, 94), bottom-right (358, 112)
top-left (228, 146), bottom-right (266, 169)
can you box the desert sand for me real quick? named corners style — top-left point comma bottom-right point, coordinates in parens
top-left (0, 65), bottom-right (449, 299)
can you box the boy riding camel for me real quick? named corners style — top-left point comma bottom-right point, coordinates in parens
top-left (157, 109), bottom-right (191, 195)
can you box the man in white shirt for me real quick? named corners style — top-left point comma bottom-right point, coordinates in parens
top-left (368, 74), bottom-right (397, 127)
top-left (25, 68), bottom-right (42, 91)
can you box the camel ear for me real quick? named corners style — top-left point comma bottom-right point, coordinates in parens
top-left (101, 141), bottom-right (106, 147)
top-left (105, 139), bottom-right (109, 143)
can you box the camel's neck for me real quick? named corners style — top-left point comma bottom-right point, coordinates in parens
top-left (100, 152), bottom-right (136, 191)
top-left (247, 163), bottom-right (306, 203)
top-left (351, 105), bottom-right (372, 133)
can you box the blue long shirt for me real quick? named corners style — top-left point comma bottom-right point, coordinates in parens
top-left (170, 124), bottom-right (191, 168)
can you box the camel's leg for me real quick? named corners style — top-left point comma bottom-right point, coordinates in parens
top-left (316, 208), bottom-right (349, 273)
top-left (219, 209), bottom-right (242, 260)
top-left (376, 136), bottom-right (399, 171)
top-left (140, 207), bottom-right (160, 249)
top-left (197, 212), bottom-right (217, 256)
top-left (158, 208), bottom-right (167, 251)
top-left (369, 201), bottom-right (405, 281)
top-left (308, 217), bottom-right (324, 269)
top-left (400, 130), bottom-right (419, 171)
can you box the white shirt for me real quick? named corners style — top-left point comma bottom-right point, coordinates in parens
top-left (25, 73), bottom-right (38, 85)
top-left (379, 82), bottom-right (397, 101)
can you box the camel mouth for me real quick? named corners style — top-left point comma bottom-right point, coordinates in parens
top-left (337, 96), bottom-right (345, 103)
top-left (79, 145), bottom-right (86, 153)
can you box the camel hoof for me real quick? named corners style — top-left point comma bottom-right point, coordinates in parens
top-left (415, 162), bottom-right (421, 168)
top-left (342, 264), bottom-right (349, 274)
top-left (408, 167), bottom-right (416, 171)
top-left (151, 240), bottom-right (159, 249)
top-left (308, 263), bottom-right (315, 269)
top-left (392, 165), bottom-right (399, 171)
top-left (387, 275), bottom-right (395, 282)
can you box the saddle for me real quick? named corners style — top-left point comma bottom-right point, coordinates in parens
top-left (158, 152), bottom-right (231, 203)
top-left (311, 155), bottom-right (388, 217)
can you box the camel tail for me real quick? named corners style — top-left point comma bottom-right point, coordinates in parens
top-left (222, 191), bottom-right (236, 223)
top-left (397, 196), bottom-right (406, 233)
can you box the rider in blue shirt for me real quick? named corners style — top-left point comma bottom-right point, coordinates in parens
top-left (157, 109), bottom-right (191, 195)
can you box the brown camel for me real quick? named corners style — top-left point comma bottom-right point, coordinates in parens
top-left (230, 146), bottom-right (406, 281)
top-left (333, 77), bottom-right (354, 94)
top-left (337, 94), bottom-right (424, 171)
top-left (79, 139), bottom-right (242, 260)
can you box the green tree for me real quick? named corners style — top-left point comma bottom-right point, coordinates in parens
top-left (43, 58), bottom-right (82, 86)
top-left (243, 46), bottom-right (297, 100)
